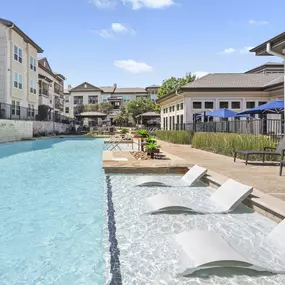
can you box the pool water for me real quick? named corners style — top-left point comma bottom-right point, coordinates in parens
top-left (0, 138), bottom-right (105, 285)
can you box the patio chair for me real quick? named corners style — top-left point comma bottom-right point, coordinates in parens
top-left (174, 220), bottom-right (285, 276)
top-left (144, 179), bottom-right (253, 214)
top-left (136, 165), bottom-right (207, 187)
top-left (233, 136), bottom-right (285, 165)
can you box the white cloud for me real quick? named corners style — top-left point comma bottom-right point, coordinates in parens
top-left (89, 0), bottom-right (116, 8)
top-left (248, 19), bottom-right (269, 25)
top-left (96, 23), bottom-right (135, 38)
top-left (193, 71), bottom-right (209, 79)
top-left (220, 48), bottom-right (236, 54)
top-left (114, 59), bottom-right (153, 73)
top-left (121, 0), bottom-right (174, 9)
top-left (239, 46), bottom-right (254, 54)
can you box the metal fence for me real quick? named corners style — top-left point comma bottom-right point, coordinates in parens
top-left (0, 102), bottom-right (71, 123)
top-left (171, 119), bottom-right (285, 141)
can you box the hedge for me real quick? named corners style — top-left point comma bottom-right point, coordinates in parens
top-left (155, 130), bottom-right (194, 144)
top-left (192, 132), bottom-right (278, 160)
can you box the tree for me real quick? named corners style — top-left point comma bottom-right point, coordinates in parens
top-left (126, 98), bottom-right (160, 120)
top-left (113, 107), bottom-right (129, 126)
top-left (83, 104), bottom-right (99, 112)
top-left (157, 72), bottom-right (196, 98)
top-left (82, 102), bottom-right (113, 114)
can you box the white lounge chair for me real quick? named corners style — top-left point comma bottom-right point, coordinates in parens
top-left (145, 179), bottom-right (253, 214)
top-left (136, 165), bottom-right (207, 187)
top-left (174, 224), bottom-right (285, 276)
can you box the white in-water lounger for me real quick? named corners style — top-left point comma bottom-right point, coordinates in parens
top-left (174, 223), bottom-right (285, 276)
top-left (136, 165), bottom-right (207, 187)
top-left (145, 178), bottom-right (253, 214)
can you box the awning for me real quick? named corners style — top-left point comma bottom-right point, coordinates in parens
top-left (136, 111), bottom-right (160, 118)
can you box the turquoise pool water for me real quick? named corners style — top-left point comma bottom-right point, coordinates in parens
top-left (0, 138), bottom-right (105, 285)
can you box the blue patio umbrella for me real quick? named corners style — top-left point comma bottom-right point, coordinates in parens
top-left (206, 109), bottom-right (238, 118)
top-left (238, 100), bottom-right (284, 115)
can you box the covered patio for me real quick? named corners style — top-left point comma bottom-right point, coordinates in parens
top-left (136, 111), bottom-right (160, 126)
top-left (75, 111), bottom-right (107, 127)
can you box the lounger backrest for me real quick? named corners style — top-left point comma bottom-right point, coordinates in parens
top-left (266, 219), bottom-right (285, 246)
top-left (209, 179), bottom-right (253, 212)
top-left (276, 136), bottom-right (285, 153)
top-left (181, 165), bottom-right (207, 186)
top-left (175, 230), bottom-right (249, 268)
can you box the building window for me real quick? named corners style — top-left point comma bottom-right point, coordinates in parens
top-left (151, 94), bottom-right (157, 102)
top-left (14, 45), bottom-right (22, 63)
top-left (205, 102), bottom-right (214, 109)
top-left (65, 107), bottom-right (69, 113)
top-left (177, 115), bottom-right (180, 124)
top-left (30, 79), bottom-right (36, 94)
top-left (180, 114), bottom-right (184, 124)
top-left (246, 101), bottom-right (255, 109)
top-left (14, 72), bottom-right (23, 89)
top-left (176, 104), bottom-right (180, 111)
top-left (258, 101), bottom-right (267, 106)
top-left (219, 101), bottom-right (228, 109)
top-left (74, 96), bottom-right (83, 105)
top-left (28, 104), bottom-right (34, 117)
top-left (193, 102), bottom-right (202, 109)
top-left (180, 103), bottom-right (184, 110)
top-left (231, 102), bottom-right (241, 109)
top-left (165, 108), bottom-right (168, 113)
top-left (12, 100), bottom-right (20, 116)
top-left (123, 95), bottom-right (130, 103)
top-left (88, 96), bottom-right (98, 104)
top-left (30, 56), bottom-right (36, 71)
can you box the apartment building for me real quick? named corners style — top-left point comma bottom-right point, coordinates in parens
top-left (38, 58), bottom-right (65, 121)
top-left (158, 62), bottom-right (284, 130)
top-left (0, 18), bottom-right (43, 119)
top-left (64, 82), bottom-right (160, 123)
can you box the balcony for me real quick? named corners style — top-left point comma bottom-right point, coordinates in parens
top-left (74, 100), bottom-right (83, 105)
top-left (39, 89), bottom-right (49, 97)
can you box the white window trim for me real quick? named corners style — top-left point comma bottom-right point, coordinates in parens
top-left (14, 44), bottom-right (23, 63)
top-left (13, 72), bottom-right (23, 90)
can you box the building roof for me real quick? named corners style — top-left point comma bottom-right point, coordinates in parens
top-left (71, 82), bottom-right (102, 92)
top-left (146, 84), bottom-right (160, 89)
top-left (245, 62), bottom-right (284, 74)
top-left (263, 75), bottom-right (284, 88)
top-left (136, 111), bottom-right (160, 118)
top-left (250, 32), bottom-right (285, 56)
top-left (38, 58), bottom-right (65, 81)
top-left (114, 87), bottom-right (147, 94)
top-left (100, 86), bottom-right (116, 93)
top-left (0, 18), bottom-right (43, 53)
top-left (181, 73), bottom-right (282, 89)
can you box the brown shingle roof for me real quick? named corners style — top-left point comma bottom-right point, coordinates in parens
top-left (181, 73), bottom-right (281, 89)
top-left (99, 86), bottom-right (115, 93)
top-left (114, 87), bottom-right (147, 94)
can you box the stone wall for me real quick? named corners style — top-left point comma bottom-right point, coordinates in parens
top-left (33, 121), bottom-right (70, 135)
top-left (0, 120), bottom-right (33, 142)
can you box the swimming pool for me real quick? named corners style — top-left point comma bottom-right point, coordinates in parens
top-left (0, 138), bottom-right (105, 285)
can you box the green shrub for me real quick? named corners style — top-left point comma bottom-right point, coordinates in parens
top-left (192, 132), bottom-right (278, 160)
top-left (155, 130), bottom-right (194, 144)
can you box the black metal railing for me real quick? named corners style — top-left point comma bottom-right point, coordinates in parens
top-left (39, 89), bottom-right (49, 96)
top-left (169, 119), bottom-right (285, 142)
top-left (0, 102), bottom-right (71, 123)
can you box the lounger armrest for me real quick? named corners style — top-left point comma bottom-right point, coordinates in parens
top-left (264, 147), bottom-right (276, 151)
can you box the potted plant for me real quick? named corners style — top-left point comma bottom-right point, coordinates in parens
top-left (134, 129), bottom-right (148, 139)
top-left (145, 142), bottom-right (161, 159)
top-left (121, 127), bottom-right (128, 134)
top-left (145, 136), bottom-right (157, 144)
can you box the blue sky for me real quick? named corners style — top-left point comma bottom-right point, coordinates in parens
top-left (1, 0), bottom-right (285, 87)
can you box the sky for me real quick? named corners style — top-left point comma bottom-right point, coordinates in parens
top-left (1, 0), bottom-right (285, 88)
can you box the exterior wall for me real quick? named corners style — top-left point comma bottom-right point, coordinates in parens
top-left (27, 44), bottom-right (38, 108)
top-left (0, 119), bottom-right (33, 142)
top-left (0, 24), bottom-right (7, 103)
top-left (33, 121), bottom-right (70, 135)
top-left (269, 87), bottom-right (284, 99)
top-left (159, 90), bottom-right (272, 130)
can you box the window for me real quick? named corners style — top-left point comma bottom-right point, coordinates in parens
top-left (151, 94), bottom-right (157, 102)
top-left (28, 104), bottom-right (35, 117)
top-left (169, 116), bottom-right (172, 130)
top-left (30, 79), bottom-right (36, 94)
top-left (180, 114), bottom-right (184, 124)
top-left (12, 100), bottom-right (20, 116)
top-left (30, 56), bottom-right (36, 71)
top-left (180, 103), bottom-right (184, 110)
top-left (258, 101), bottom-right (267, 106)
top-left (88, 96), bottom-right (98, 104)
top-left (176, 104), bottom-right (180, 111)
top-left (219, 101), bottom-right (228, 108)
top-left (177, 115), bottom-right (180, 124)
top-left (123, 95), bottom-right (130, 103)
top-left (14, 45), bottom-right (22, 63)
top-left (65, 107), bottom-right (69, 113)
top-left (246, 101), bottom-right (255, 109)
top-left (74, 96), bottom-right (83, 105)
top-left (14, 72), bottom-right (23, 89)
top-left (205, 102), bottom-right (214, 109)
top-left (231, 102), bottom-right (241, 109)
top-left (193, 102), bottom-right (202, 109)
top-left (165, 108), bottom-right (168, 113)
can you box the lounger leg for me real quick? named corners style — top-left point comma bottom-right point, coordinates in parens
top-left (262, 153), bottom-right (265, 163)
top-left (246, 154), bottom-right (249, 165)
top-left (280, 163), bottom-right (283, 176)
top-left (234, 152), bottom-right (237, 162)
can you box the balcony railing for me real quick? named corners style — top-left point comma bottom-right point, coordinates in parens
top-left (39, 89), bottom-right (49, 96)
